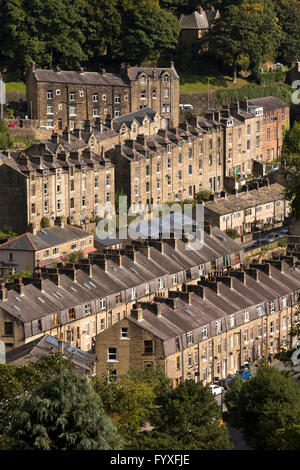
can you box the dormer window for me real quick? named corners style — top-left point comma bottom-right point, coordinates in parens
top-left (164, 75), bottom-right (169, 83)
top-left (227, 120), bottom-right (233, 127)
top-left (140, 75), bottom-right (146, 84)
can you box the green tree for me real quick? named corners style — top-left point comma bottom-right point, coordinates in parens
top-left (118, 0), bottom-right (180, 65)
top-left (282, 122), bottom-right (300, 219)
top-left (224, 365), bottom-right (300, 450)
top-left (273, 0), bottom-right (300, 65)
top-left (93, 368), bottom-right (170, 449)
top-left (0, 353), bottom-right (75, 437)
top-left (206, 0), bottom-right (282, 82)
top-left (0, 120), bottom-right (14, 150)
top-left (149, 379), bottom-right (233, 450)
top-left (5, 370), bottom-right (123, 450)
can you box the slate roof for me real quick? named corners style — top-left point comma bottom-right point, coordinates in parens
top-left (0, 226), bottom-right (93, 252)
top-left (204, 183), bottom-right (286, 216)
top-left (248, 96), bottom-right (288, 111)
top-left (113, 108), bottom-right (157, 132)
top-left (6, 334), bottom-right (96, 375)
top-left (127, 66), bottom-right (179, 81)
top-left (33, 69), bottom-right (128, 87)
top-left (179, 11), bottom-right (209, 29)
top-left (0, 227), bottom-right (243, 328)
top-left (128, 261), bottom-right (300, 356)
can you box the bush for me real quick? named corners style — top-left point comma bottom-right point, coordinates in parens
top-left (225, 228), bottom-right (239, 240)
top-left (40, 216), bottom-right (50, 228)
top-left (216, 84), bottom-right (292, 105)
top-left (195, 190), bottom-right (212, 202)
top-left (258, 71), bottom-right (286, 86)
top-left (0, 120), bottom-right (14, 150)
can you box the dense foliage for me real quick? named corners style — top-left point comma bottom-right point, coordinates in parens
top-left (0, 354), bottom-right (123, 450)
top-left (282, 122), bottom-right (300, 219)
top-left (0, 0), bottom-right (299, 77)
top-left (224, 365), bottom-right (300, 450)
top-left (147, 379), bottom-right (233, 450)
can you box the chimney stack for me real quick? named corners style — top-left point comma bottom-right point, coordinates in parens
top-left (0, 283), bottom-right (7, 301)
top-left (131, 304), bottom-right (144, 321)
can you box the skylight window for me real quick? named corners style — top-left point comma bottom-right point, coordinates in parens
top-left (185, 309), bottom-right (195, 317)
top-left (37, 297), bottom-right (45, 303)
top-left (83, 283), bottom-right (91, 289)
top-left (70, 286), bottom-right (77, 292)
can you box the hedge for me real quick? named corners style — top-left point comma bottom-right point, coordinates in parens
top-left (216, 84), bottom-right (292, 105)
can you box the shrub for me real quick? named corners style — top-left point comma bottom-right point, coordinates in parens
top-left (225, 228), bottom-right (239, 240)
top-left (40, 216), bottom-right (50, 228)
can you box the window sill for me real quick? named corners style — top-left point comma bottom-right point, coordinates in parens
top-left (119, 337), bottom-right (130, 341)
top-left (107, 360), bottom-right (118, 363)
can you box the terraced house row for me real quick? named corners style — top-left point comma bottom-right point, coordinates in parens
top-left (0, 226), bottom-right (243, 352)
top-left (96, 256), bottom-right (300, 384)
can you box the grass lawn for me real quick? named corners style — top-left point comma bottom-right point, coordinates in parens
top-left (3, 72), bottom-right (26, 94)
top-left (5, 81), bottom-right (26, 94)
top-left (180, 73), bottom-right (251, 93)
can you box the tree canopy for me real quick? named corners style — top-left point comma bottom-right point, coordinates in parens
top-left (224, 365), bottom-right (300, 450)
top-left (5, 369), bottom-right (123, 450)
top-left (205, 0), bottom-right (282, 82)
top-left (148, 379), bottom-right (233, 450)
top-left (282, 122), bottom-right (300, 219)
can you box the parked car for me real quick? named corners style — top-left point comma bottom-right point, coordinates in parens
top-left (237, 368), bottom-right (252, 380)
top-left (208, 384), bottom-right (223, 395)
top-left (8, 123), bottom-right (19, 128)
top-left (279, 229), bottom-right (288, 238)
top-left (38, 125), bottom-right (53, 130)
top-left (261, 232), bottom-right (280, 244)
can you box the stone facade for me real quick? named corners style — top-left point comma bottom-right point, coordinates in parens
top-left (95, 260), bottom-right (300, 384)
top-left (0, 228), bottom-right (244, 352)
top-left (248, 97), bottom-right (290, 162)
top-left (204, 182), bottom-right (290, 234)
top-left (106, 120), bottom-right (224, 210)
top-left (26, 62), bottom-right (180, 130)
top-left (0, 133), bottom-right (114, 233)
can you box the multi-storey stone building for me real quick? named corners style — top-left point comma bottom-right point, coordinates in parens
top-left (0, 135), bottom-right (114, 233)
top-left (106, 121), bottom-right (224, 211)
top-left (0, 223), bottom-right (96, 272)
top-left (96, 258), bottom-right (300, 385)
top-left (212, 101), bottom-right (264, 181)
top-left (204, 182), bottom-right (289, 234)
top-left (248, 97), bottom-right (290, 162)
top-left (0, 226), bottom-right (244, 352)
top-left (26, 62), bottom-right (179, 130)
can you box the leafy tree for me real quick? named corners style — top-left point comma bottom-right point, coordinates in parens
top-left (273, 0), bottom-right (300, 65)
top-left (118, 0), bottom-right (180, 65)
top-left (224, 365), bottom-right (300, 450)
top-left (5, 370), bottom-right (123, 450)
top-left (0, 353), bottom-right (75, 437)
top-left (281, 122), bottom-right (300, 219)
top-left (92, 368), bottom-right (170, 449)
top-left (149, 379), bottom-right (233, 450)
top-left (205, 0), bottom-right (282, 82)
top-left (0, 120), bottom-right (14, 150)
